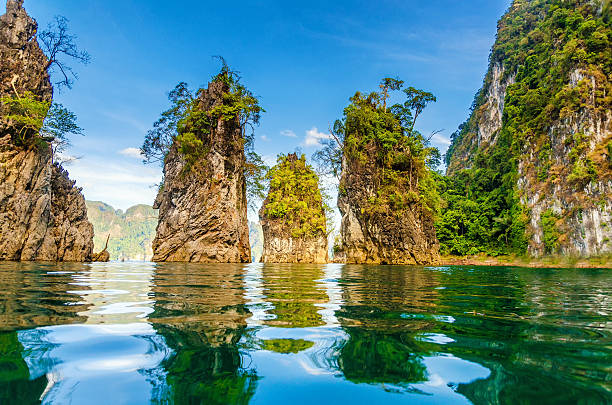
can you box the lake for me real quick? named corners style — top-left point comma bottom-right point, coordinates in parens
top-left (0, 262), bottom-right (610, 404)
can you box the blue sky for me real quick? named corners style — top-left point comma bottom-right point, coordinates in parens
top-left (9, 0), bottom-right (510, 212)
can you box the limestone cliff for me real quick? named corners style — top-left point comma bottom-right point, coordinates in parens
top-left (444, 0), bottom-right (611, 256)
top-left (334, 89), bottom-right (440, 265)
top-left (338, 154), bottom-right (440, 265)
top-left (152, 80), bottom-right (251, 262)
top-left (0, 0), bottom-right (93, 261)
top-left (259, 153), bottom-right (328, 263)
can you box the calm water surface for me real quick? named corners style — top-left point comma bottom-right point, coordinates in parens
top-left (0, 262), bottom-right (610, 404)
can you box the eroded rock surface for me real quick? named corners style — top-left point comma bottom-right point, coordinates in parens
top-left (445, 1), bottom-right (611, 256)
top-left (152, 80), bottom-right (251, 262)
top-left (337, 155), bottom-right (440, 265)
top-left (0, 0), bottom-right (93, 261)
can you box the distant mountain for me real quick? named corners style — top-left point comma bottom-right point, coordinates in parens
top-left (87, 201), bottom-right (264, 262)
top-left (86, 201), bottom-right (158, 261)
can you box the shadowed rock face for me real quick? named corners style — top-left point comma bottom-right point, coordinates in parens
top-left (0, 0), bottom-right (93, 261)
top-left (259, 153), bottom-right (328, 264)
top-left (337, 152), bottom-right (440, 265)
top-left (152, 80), bottom-right (251, 263)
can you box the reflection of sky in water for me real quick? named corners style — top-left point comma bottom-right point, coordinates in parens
top-left (7, 263), bottom-right (610, 404)
top-left (18, 263), bottom-right (171, 404)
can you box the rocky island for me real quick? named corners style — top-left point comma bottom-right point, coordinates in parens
top-left (148, 65), bottom-right (264, 262)
top-left (0, 0), bottom-right (93, 261)
top-left (318, 81), bottom-right (441, 264)
top-left (259, 153), bottom-right (328, 263)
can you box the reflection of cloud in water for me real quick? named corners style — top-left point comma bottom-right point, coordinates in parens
top-left (18, 323), bottom-right (172, 404)
top-left (16, 262), bottom-right (172, 404)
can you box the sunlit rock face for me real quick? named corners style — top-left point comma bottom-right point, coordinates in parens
top-left (445, 0), bottom-right (612, 257)
top-left (152, 80), bottom-right (251, 263)
top-left (0, 0), bottom-right (93, 261)
top-left (337, 155), bottom-right (440, 265)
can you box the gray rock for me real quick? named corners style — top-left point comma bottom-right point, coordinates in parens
top-left (0, 0), bottom-right (93, 262)
top-left (152, 80), bottom-right (251, 262)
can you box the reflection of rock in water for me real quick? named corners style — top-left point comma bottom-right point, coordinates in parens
top-left (0, 331), bottom-right (47, 404)
top-left (0, 262), bottom-right (89, 330)
top-left (149, 264), bottom-right (257, 404)
top-left (335, 265), bottom-right (441, 385)
top-left (437, 268), bottom-right (612, 404)
top-left (262, 264), bottom-right (327, 328)
top-left (0, 263), bottom-right (91, 402)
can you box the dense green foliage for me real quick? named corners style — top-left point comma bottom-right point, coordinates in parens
top-left (439, 0), bottom-right (611, 256)
top-left (261, 338), bottom-right (314, 354)
top-left (315, 78), bottom-right (441, 216)
top-left (86, 201), bottom-right (158, 261)
top-left (263, 153), bottom-right (328, 238)
top-left (142, 60), bottom-right (267, 206)
top-left (1, 91), bottom-right (83, 157)
top-left (540, 208), bottom-right (561, 254)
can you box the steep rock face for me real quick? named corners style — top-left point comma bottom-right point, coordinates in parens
top-left (259, 153), bottom-right (328, 263)
top-left (0, 135), bottom-right (93, 261)
top-left (446, 63), bottom-right (515, 174)
top-left (0, 0), bottom-right (52, 137)
top-left (338, 155), bottom-right (440, 264)
top-left (445, 0), bottom-right (611, 256)
top-left (152, 80), bottom-right (251, 262)
top-left (0, 0), bottom-right (93, 261)
top-left (518, 83), bottom-right (612, 256)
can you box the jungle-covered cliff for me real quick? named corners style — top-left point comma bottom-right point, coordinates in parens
top-left (259, 153), bottom-right (328, 263)
top-left (146, 64), bottom-right (264, 262)
top-left (441, 0), bottom-right (611, 257)
top-left (0, 0), bottom-right (93, 261)
top-left (317, 80), bottom-right (441, 265)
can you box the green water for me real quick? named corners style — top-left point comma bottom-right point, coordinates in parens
top-left (0, 263), bottom-right (610, 404)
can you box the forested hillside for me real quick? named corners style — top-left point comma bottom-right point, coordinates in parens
top-left (86, 201), bottom-right (157, 261)
top-left (440, 0), bottom-right (611, 257)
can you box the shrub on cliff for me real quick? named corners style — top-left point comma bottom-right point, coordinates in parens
top-left (314, 78), bottom-right (442, 217)
top-left (141, 59), bottom-right (267, 207)
top-left (261, 153), bottom-right (328, 238)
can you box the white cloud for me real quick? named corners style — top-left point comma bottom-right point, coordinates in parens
top-left (260, 135), bottom-right (270, 142)
top-left (430, 133), bottom-right (451, 146)
top-left (280, 129), bottom-right (297, 138)
top-left (119, 147), bottom-right (143, 159)
top-left (303, 127), bottom-right (331, 147)
top-left (66, 157), bottom-right (162, 210)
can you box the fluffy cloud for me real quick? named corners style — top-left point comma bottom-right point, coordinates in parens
top-left (67, 157), bottom-right (162, 210)
top-left (280, 129), bottom-right (297, 138)
top-left (119, 147), bottom-right (143, 159)
top-left (260, 135), bottom-right (270, 142)
top-left (303, 127), bottom-right (331, 147)
top-left (430, 133), bottom-right (451, 146)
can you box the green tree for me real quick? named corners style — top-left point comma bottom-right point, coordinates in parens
top-left (141, 59), bottom-right (267, 210)
top-left (1, 92), bottom-right (82, 161)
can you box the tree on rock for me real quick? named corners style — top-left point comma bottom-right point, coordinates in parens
top-left (259, 153), bottom-right (329, 263)
top-left (146, 60), bottom-right (266, 262)
top-left (315, 79), bottom-right (441, 264)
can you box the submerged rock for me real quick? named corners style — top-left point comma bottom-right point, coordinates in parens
top-left (152, 80), bottom-right (251, 262)
top-left (0, 0), bottom-right (93, 261)
top-left (259, 153), bottom-right (328, 263)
